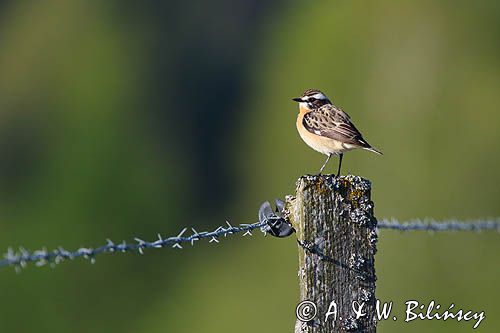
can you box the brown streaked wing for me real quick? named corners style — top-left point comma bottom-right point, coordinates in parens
top-left (302, 104), bottom-right (369, 147)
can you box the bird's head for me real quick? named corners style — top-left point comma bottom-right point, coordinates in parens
top-left (292, 89), bottom-right (331, 110)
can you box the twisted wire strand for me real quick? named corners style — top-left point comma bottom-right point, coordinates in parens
top-left (1, 218), bottom-right (499, 271)
top-left (378, 218), bottom-right (500, 232)
top-left (0, 220), bottom-right (267, 271)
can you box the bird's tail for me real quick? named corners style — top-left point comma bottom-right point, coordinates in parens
top-left (363, 146), bottom-right (383, 155)
top-left (357, 138), bottom-right (383, 155)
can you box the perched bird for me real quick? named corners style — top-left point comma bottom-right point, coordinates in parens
top-left (293, 89), bottom-right (382, 176)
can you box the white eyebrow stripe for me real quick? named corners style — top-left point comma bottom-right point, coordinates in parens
top-left (312, 93), bottom-right (328, 100)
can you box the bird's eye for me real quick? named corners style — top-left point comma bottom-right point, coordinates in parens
top-left (308, 97), bottom-right (316, 102)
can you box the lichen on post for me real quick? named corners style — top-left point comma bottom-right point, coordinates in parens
top-left (286, 175), bottom-right (378, 333)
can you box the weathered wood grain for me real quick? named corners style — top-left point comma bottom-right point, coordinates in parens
top-left (286, 175), bottom-right (378, 333)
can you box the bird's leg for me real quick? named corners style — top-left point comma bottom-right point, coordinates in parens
top-left (335, 153), bottom-right (343, 178)
top-left (318, 154), bottom-right (331, 175)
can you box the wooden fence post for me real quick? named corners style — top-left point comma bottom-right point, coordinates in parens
top-left (285, 175), bottom-right (378, 333)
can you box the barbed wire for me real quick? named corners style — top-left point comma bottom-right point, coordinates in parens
top-left (1, 218), bottom-right (499, 271)
top-left (378, 218), bottom-right (500, 232)
top-left (0, 220), bottom-right (268, 271)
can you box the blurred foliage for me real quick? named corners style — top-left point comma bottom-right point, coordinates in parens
top-left (0, 0), bottom-right (499, 332)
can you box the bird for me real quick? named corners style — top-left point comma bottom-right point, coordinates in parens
top-left (293, 88), bottom-right (382, 176)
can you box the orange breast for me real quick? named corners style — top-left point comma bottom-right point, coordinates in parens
top-left (296, 106), bottom-right (349, 155)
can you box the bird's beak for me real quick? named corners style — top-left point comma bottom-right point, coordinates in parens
top-left (292, 97), bottom-right (303, 102)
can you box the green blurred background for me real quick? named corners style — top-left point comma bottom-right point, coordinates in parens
top-left (0, 0), bottom-right (499, 332)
